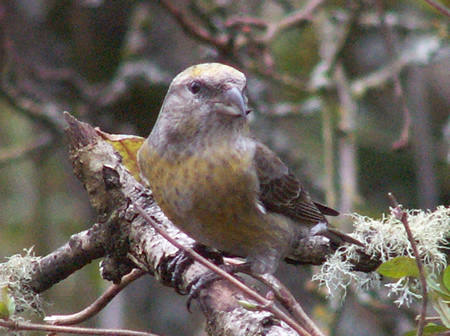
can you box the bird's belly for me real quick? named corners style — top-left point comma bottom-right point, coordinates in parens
top-left (149, 152), bottom-right (271, 257)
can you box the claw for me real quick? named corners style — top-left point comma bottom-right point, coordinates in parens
top-left (185, 262), bottom-right (251, 312)
top-left (169, 252), bottom-right (193, 295)
top-left (167, 244), bottom-right (226, 297)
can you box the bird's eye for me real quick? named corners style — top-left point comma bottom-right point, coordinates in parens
top-left (190, 81), bottom-right (202, 94)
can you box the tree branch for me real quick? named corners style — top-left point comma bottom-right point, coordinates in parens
top-left (389, 193), bottom-right (428, 336)
top-left (21, 113), bottom-right (380, 335)
top-left (45, 269), bottom-right (146, 326)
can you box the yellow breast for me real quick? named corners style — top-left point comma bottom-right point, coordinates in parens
top-left (139, 140), bottom-right (265, 255)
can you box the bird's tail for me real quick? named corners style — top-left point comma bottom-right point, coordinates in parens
top-left (322, 227), bottom-right (364, 247)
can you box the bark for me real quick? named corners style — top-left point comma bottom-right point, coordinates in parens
top-left (27, 113), bottom-right (379, 335)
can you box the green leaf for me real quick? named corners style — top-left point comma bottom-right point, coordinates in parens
top-left (403, 324), bottom-right (449, 336)
top-left (443, 266), bottom-right (450, 292)
top-left (0, 301), bottom-right (10, 320)
top-left (427, 275), bottom-right (450, 300)
top-left (377, 256), bottom-right (420, 279)
top-left (431, 296), bottom-right (450, 328)
top-left (0, 286), bottom-right (15, 320)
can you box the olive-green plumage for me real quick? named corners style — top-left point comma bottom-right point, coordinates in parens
top-left (138, 63), bottom-right (359, 274)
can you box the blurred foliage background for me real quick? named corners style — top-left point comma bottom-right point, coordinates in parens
top-left (0, 0), bottom-right (448, 335)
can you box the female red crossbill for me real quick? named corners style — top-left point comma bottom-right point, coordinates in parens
top-left (138, 63), bottom-right (360, 275)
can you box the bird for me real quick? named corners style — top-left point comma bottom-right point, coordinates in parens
top-left (138, 62), bottom-right (361, 275)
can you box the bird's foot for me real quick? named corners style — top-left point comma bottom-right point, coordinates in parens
top-left (168, 244), bottom-right (224, 295)
top-left (186, 262), bottom-right (251, 311)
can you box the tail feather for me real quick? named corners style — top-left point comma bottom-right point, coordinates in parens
top-left (322, 227), bottom-right (364, 247)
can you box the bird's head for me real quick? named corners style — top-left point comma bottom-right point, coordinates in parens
top-left (150, 63), bottom-right (251, 148)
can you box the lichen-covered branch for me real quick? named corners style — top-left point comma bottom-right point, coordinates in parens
top-left (19, 113), bottom-right (381, 335)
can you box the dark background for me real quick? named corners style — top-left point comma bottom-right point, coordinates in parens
top-left (0, 1), bottom-right (448, 335)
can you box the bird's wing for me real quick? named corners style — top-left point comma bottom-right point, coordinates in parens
top-left (254, 142), bottom-right (339, 225)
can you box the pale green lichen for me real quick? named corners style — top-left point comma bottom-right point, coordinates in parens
top-left (0, 248), bottom-right (44, 319)
top-left (313, 206), bottom-right (450, 306)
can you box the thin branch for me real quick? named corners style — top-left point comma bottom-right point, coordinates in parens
top-left (0, 319), bottom-right (157, 336)
top-left (245, 61), bottom-right (308, 90)
top-left (223, 0), bottom-right (325, 64)
top-left (224, 16), bottom-right (268, 30)
top-left (335, 62), bottom-right (358, 213)
top-left (45, 269), bottom-right (146, 326)
top-left (388, 193), bottom-right (428, 336)
top-left (351, 58), bottom-right (407, 96)
top-left (158, 0), bottom-right (228, 50)
top-left (133, 203), bottom-right (313, 336)
top-left (226, 9), bottom-right (435, 38)
top-left (423, 0), bottom-right (450, 17)
top-left (239, 0), bottom-right (325, 43)
top-left (254, 273), bottom-right (325, 336)
top-left (321, 101), bottom-right (337, 208)
top-left (0, 133), bottom-right (53, 169)
top-left (376, 0), bottom-right (411, 150)
top-left (0, 37), bottom-right (67, 134)
top-left (265, 0), bottom-right (326, 41)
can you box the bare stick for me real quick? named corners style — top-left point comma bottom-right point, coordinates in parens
top-left (45, 269), bottom-right (146, 326)
top-left (423, 0), bottom-right (450, 17)
top-left (254, 273), bottom-right (324, 336)
top-left (0, 319), bottom-right (157, 336)
top-left (133, 202), bottom-right (313, 336)
top-left (0, 133), bottom-right (53, 168)
top-left (158, 0), bottom-right (228, 50)
top-left (388, 193), bottom-right (428, 336)
top-left (267, 0), bottom-right (326, 40)
top-left (376, 0), bottom-right (411, 149)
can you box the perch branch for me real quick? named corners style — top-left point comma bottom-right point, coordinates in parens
top-left (0, 319), bottom-right (156, 336)
top-left (45, 269), bottom-right (146, 326)
top-left (22, 113), bottom-right (380, 336)
top-left (134, 203), bottom-right (315, 336)
top-left (389, 193), bottom-right (428, 336)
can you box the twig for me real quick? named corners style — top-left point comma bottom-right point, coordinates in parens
top-left (133, 202), bottom-right (312, 336)
top-left (158, 0), bottom-right (228, 50)
top-left (422, 316), bottom-right (442, 324)
top-left (0, 133), bottom-right (53, 169)
top-left (335, 62), bottom-right (358, 213)
top-left (0, 319), bottom-right (157, 336)
top-left (376, 0), bottom-right (411, 150)
top-left (0, 37), bottom-right (67, 134)
top-left (254, 273), bottom-right (325, 336)
top-left (245, 61), bottom-right (308, 90)
top-left (351, 58), bottom-right (407, 96)
top-left (263, 0), bottom-right (326, 43)
top-left (224, 0), bottom-right (325, 53)
top-left (388, 193), bottom-right (428, 336)
top-left (321, 102), bottom-right (337, 208)
top-left (423, 0), bottom-right (450, 17)
top-left (45, 269), bottom-right (146, 326)
top-left (224, 16), bottom-right (268, 30)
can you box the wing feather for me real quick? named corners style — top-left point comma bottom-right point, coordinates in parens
top-left (255, 142), bottom-right (335, 225)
